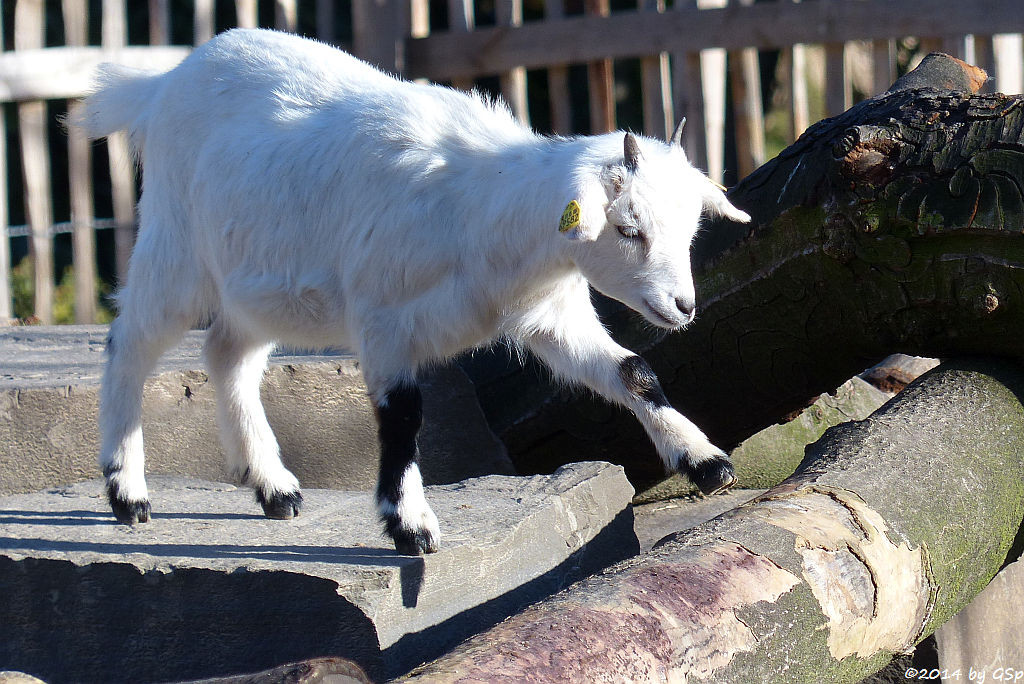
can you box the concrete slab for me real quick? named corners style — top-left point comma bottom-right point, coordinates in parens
top-left (0, 462), bottom-right (637, 683)
top-left (0, 326), bottom-right (514, 497)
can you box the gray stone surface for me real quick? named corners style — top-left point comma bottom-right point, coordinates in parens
top-left (632, 489), bottom-right (766, 552)
top-left (0, 325), bottom-right (515, 496)
top-left (0, 462), bottom-right (638, 683)
top-left (935, 558), bottom-right (1024, 675)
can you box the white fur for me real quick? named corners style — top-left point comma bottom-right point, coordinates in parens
top-left (77, 29), bottom-right (749, 541)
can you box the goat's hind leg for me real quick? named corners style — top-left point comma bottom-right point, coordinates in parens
top-left (101, 315), bottom-right (189, 523)
top-left (204, 320), bottom-right (302, 519)
top-left (373, 382), bottom-right (439, 555)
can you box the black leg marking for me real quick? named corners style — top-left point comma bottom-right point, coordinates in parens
top-left (619, 355), bottom-right (671, 408)
top-left (687, 456), bottom-right (737, 496)
top-left (106, 483), bottom-right (151, 525)
top-left (256, 488), bottom-right (303, 520)
top-left (374, 384), bottom-right (423, 508)
top-left (375, 384), bottom-right (438, 555)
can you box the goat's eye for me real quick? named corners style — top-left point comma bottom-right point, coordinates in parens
top-left (616, 224), bottom-right (641, 239)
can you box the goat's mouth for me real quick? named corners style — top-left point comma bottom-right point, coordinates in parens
top-left (642, 299), bottom-right (683, 329)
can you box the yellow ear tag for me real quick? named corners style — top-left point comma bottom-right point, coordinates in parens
top-left (559, 200), bottom-right (582, 232)
top-left (711, 179), bottom-right (728, 192)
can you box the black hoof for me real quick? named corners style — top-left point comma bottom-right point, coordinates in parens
top-left (107, 486), bottom-right (151, 524)
top-left (384, 516), bottom-right (439, 556)
top-left (257, 489), bottom-right (303, 520)
top-left (687, 457), bottom-right (737, 496)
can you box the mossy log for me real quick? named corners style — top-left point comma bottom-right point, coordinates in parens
top-left (463, 54), bottom-right (1024, 491)
top-left (402, 360), bottom-right (1024, 683)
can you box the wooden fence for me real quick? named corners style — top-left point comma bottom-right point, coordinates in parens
top-left (2, 0), bottom-right (1024, 324)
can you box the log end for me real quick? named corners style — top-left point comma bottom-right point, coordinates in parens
top-left (886, 52), bottom-right (988, 95)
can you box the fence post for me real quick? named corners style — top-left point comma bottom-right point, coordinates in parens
top-left (149, 0), bottom-right (170, 44)
top-left (447, 0), bottom-right (476, 92)
top-left (276, 0), bottom-right (299, 33)
top-left (584, 0), bottom-right (615, 133)
top-left (316, 0), bottom-right (336, 43)
top-left (0, 9), bottom-right (10, 322)
top-left (640, 0), bottom-right (672, 140)
top-left (544, 0), bottom-right (573, 135)
top-left (728, 0), bottom-right (765, 179)
top-left (236, 0), bottom-right (258, 29)
top-left (352, 0), bottom-right (406, 74)
top-left (670, 2), bottom-right (708, 170)
top-left (102, 0), bottom-right (138, 285)
top-left (994, 34), bottom-right (1023, 95)
top-left (496, 0), bottom-right (529, 125)
top-left (65, 0), bottom-right (99, 323)
top-left (15, 0), bottom-right (55, 324)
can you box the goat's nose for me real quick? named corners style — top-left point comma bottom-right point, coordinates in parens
top-left (675, 297), bottom-right (696, 320)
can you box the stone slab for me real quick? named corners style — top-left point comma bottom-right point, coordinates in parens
top-left (632, 489), bottom-right (766, 552)
top-left (0, 462), bottom-right (638, 683)
top-left (935, 558), bottom-right (1024, 676)
top-left (0, 325), bottom-right (515, 496)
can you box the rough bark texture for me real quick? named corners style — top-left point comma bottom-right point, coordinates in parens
top-left (460, 54), bottom-right (1024, 492)
top-left (402, 359), bottom-right (1024, 683)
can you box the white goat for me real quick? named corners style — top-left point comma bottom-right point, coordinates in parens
top-left (76, 28), bottom-right (750, 555)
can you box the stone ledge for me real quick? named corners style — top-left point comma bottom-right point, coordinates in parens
top-left (0, 462), bottom-right (638, 682)
top-left (0, 325), bottom-right (514, 496)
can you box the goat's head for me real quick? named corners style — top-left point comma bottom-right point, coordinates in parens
top-left (562, 126), bottom-right (750, 329)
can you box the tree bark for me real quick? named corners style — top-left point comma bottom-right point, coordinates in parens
top-left (402, 359), bottom-right (1024, 683)
top-left (463, 54), bottom-right (1024, 490)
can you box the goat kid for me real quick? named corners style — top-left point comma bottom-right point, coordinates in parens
top-left (76, 29), bottom-right (751, 555)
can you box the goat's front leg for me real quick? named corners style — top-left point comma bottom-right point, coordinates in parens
top-left (372, 382), bottom-right (440, 555)
top-left (523, 325), bottom-right (736, 495)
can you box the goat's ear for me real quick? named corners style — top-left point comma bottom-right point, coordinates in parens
top-left (559, 189), bottom-right (606, 241)
top-left (701, 178), bottom-right (751, 224)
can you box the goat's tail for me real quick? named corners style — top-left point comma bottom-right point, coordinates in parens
top-left (69, 64), bottom-right (165, 153)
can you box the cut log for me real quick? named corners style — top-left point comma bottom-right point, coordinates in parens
top-left (461, 53), bottom-right (1024, 491)
top-left (403, 359), bottom-right (1024, 682)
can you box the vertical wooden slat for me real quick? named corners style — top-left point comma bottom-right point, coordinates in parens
top-left (149, 0), bottom-right (170, 45)
top-left (236, 0), bottom-right (258, 29)
top-left (584, 0), bottom-right (614, 133)
top-left (697, 0), bottom-right (727, 182)
top-left (994, 34), bottom-right (1024, 95)
top-left (791, 43), bottom-right (809, 138)
top-left (496, 0), bottom-right (529, 125)
top-left (544, 0), bottom-right (572, 135)
top-left (448, 0), bottom-right (476, 92)
top-left (0, 11), bottom-right (9, 321)
top-left (410, 0), bottom-right (430, 38)
top-left (727, 0), bottom-right (764, 180)
top-left (67, 104), bottom-right (97, 324)
top-left (789, 0), bottom-right (809, 141)
top-left (941, 35), bottom-right (967, 61)
top-left (0, 104), bottom-right (9, 321)
top-left (352, 0), bottom-right (404, 73)
top-left (316, 0), bottom-right (336, 43)
top-left (872, 38), bottom-right (895, 95)
top-left (672, 50), bottom-right (708, 170)
top-left (276, 0), bottom-right (299, 33)
top-left (670, 2), bottom-right (707, 169)
top-left (823, 41), bottom-right (846, 116)
top-left (971, 36), bottom-right (995, 94)
top-left (640, 0), bottom-right (672, 139)
top-left (103, 0), bottom-right (137, 284)
top-left (15, 0), bottom-right (54, 323)
top-left (65, 0), bottom-right (98, 323)
top-left (194, 0), bottom-right (215, 44)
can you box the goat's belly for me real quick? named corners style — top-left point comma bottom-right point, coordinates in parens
top-left (219, 269), bottom-right (350, 347)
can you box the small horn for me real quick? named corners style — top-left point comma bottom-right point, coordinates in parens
top-left (624, 133), bottom-right (641, 172)
top-left (669, 118), bottom-right (686, 147)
